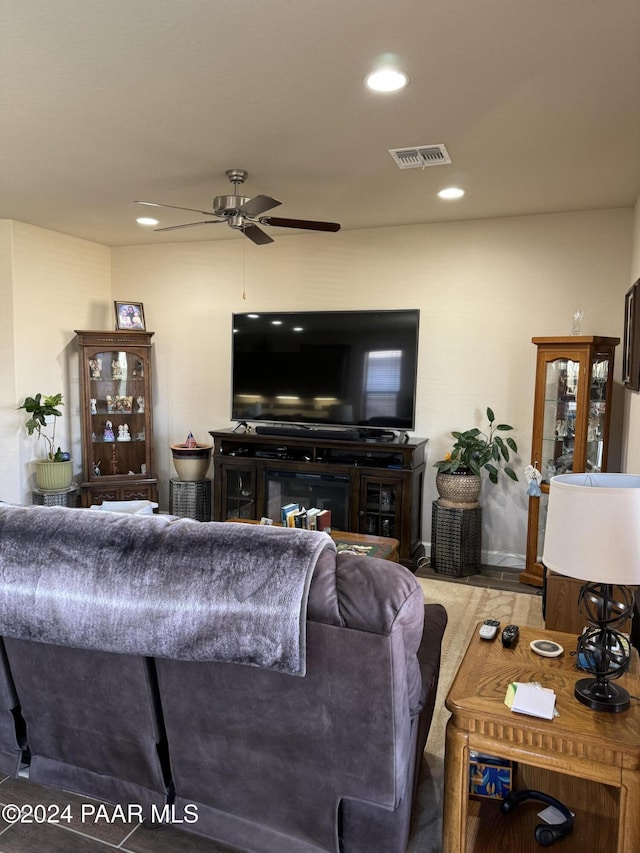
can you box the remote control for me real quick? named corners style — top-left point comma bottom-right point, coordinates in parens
top-left (479, 619), bottom-right (500, 640)
top-left (501, 624), bottom-right (519, 649)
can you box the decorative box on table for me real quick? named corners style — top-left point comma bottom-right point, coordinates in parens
top-left (469, 751), bottom-right (514, 800)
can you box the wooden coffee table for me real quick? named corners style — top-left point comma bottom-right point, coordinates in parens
top-left (443, 624), bottom-right (640, 852)
top-left (330, 530), bottom-right (399, 563)
top-left (225, 519), bottom-right (399, 563)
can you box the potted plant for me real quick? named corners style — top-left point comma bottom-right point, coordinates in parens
top-left (170, 432), bottom-right (213, 481)
top-left (434, 407), bottom-right (518, 507)
top-left (18, 392), bottom-right (73, 491)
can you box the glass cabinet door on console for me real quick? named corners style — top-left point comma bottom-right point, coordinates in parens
top-left (221, 464), bottom-right (256, 520)
top-left (359, 476), bottom-right (403, 539)
top-left (520, 336), bottom-right (619, 588)
top-left (75, 331), bottom-right (157, 507)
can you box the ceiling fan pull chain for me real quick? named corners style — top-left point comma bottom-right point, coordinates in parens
top-left (242, 238), bottom-right (247, 300)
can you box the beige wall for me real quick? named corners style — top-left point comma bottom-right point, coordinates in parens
top-left (1, 221), bottom-right (111, 502)
top-left (2, 209), bottom-right (633, 563)
top-left (0, 221), bottom-right (19, 501)
top-left (112, 208), bottom-right (633, 567)
top-left (623, 197), bottom-right (640, 472)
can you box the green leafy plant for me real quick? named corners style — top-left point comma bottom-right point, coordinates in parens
top-left (434, 407), bottom-right (518, 484)
top-left (18, 392), bottom-right (66, 461)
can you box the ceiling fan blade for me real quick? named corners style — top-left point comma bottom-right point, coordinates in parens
top-left (259, 216), bottom-right (341, 233)
top-left (243, 223), bottom-right (274, 245)
top-left (239, 194), bottom-right (282, 217)
top-left (135, 200), bottom-right (217, 216)
top-left (154, 220), bottom-right (224, 232)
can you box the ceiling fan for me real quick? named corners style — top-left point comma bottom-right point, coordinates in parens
top-left (135, 169), bottom-right (341, 245)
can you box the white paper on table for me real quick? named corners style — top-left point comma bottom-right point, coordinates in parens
top-left (510, 682), bottom-right (556, 720)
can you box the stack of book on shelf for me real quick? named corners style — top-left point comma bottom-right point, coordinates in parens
top-left (281, 503), bottom-right (332, 532)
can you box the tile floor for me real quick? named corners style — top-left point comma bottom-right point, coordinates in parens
top-left (416, 559), bottom-right (543, 596)
top-left (0, 775), bottom-right (235, 853)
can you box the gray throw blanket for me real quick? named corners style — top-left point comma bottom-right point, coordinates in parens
top-left (0, 505), bottom-right (334, 676)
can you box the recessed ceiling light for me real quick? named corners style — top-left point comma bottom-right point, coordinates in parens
top-left (136, 217), bottom-right (159, 226)
top-left (438, 187), bottom-right (465, 200)
top-left (366, 69), bottom-right (408, 92)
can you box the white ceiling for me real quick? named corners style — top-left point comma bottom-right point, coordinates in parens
top-left (2, 0), bottom-right (640, 247)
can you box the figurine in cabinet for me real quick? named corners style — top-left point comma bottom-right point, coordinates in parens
top-left (89, 358), bottom-right (102, 379)
top-left (104, 420), bottom-right (115, 442)
top-left (111, 359), bottom-right (124, 380)
top-left (90, 398), bottom-right (97, 415)
top-left (106, 395), bottom-right (132, 414)
top-left (136, 396), bottom-right (144, 413)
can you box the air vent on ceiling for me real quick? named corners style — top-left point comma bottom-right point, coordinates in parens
top-left (388, 144), bottom-right (451, 169)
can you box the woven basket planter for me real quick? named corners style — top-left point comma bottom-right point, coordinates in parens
top-left (435, 471), bottom-right (481, 509)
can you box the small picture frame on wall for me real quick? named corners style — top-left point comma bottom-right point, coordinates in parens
top-left (115, 301), bottom-right (146, 331)
top-left (623, 281), bottom-right (640, 391)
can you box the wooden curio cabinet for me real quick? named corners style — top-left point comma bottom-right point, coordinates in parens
top-left (75, 330), bottom-right (157, 507)
top-left (520, 336), bottom-right (619, 587)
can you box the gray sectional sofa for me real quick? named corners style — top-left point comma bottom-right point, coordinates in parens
top-left (0, 504), bottom-right (447, 853)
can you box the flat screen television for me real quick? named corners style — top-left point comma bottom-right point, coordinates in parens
top-left (231, 309), bottom-right (420, 431)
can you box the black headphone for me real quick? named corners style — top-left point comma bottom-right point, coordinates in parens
top-left (501, 789), bottom-right (574, 847)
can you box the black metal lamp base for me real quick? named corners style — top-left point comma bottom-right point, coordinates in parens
top-left (574, 678), bottom-right (631, 713)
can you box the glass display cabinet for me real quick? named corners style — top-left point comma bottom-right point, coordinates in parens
top-left (520, 336), bottom-right (619, 587)
top-left (75, 330), bottom-right (157, 507)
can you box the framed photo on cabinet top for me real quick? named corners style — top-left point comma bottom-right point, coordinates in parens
top-left (623, 281), bottom-right (640, 391)
top-left (115, 301), bottom-right (146, 331)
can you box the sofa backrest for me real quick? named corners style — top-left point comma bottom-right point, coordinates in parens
top-left (0, 642), bottom-right (23, 777)
top-left (156, 549), bottom-right (427, 853)
top-left (0, 504), bottom-right (430, 850)
top-left (3, 638), bottom-right (169, 811)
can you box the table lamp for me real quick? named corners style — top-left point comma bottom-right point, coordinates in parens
top-left (542, 472), bottom-right (640, 712)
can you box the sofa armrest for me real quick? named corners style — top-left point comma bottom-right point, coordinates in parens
top-left (415, 603), bottom-right (448, 715)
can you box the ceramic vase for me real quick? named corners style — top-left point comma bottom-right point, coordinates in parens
top-left (35, 460), bottom-right (73, 491)
top-left (170, 444), bottom-right (213, 482)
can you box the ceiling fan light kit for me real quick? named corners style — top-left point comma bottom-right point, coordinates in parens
top-left (135, 169), bottom-right (340, 245)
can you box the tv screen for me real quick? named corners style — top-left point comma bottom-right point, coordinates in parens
top-left (231, 309), bottom-right (420, 430)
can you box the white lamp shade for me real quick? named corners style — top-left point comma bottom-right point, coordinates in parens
top-left (542, 473), bottom-right (640, 585)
